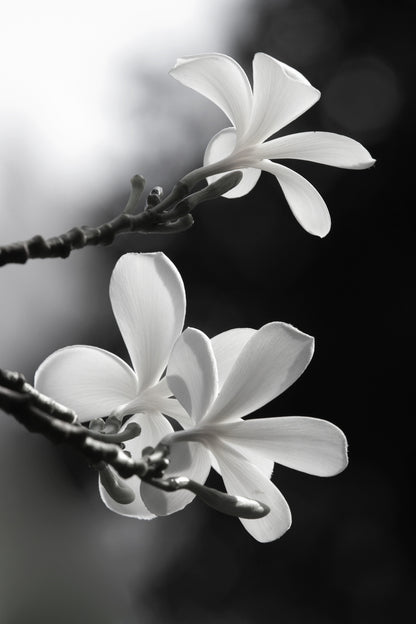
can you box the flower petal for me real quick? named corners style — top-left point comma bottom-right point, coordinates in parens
top-left (219, 417), bottom-right (348, 477)
top-left (210, 327), bottom-right (256, 390)
top-left (34, 345), bottom-right (137, 423)
top-left (210, 446), bottom-right (274, 480)
top-left (207, 322), bottom-right (314, 424)
top-left (257, 132), bottom-right (375, 169)
top-left (213, 439), bottom-right (291, 542)
top-left (170, 54), bottom-right (252, 138)
top-left (110, 253), bottom-right (186, 393)
top-left (203, 128), bottom-right (261, 198)
top-left (140, 440), bottom-right (212, 516)
top-left (138, 378), bottom-right (192, 428)
top-left (99, 411), bottom-right (174, 519)
top-left (244, 53), bottom-right (321, 144)
top-left (167, 327), bottom-right (218, 423)
top-left (260, 160), bottom-right (331, 237)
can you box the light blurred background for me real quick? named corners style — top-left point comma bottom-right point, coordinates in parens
top-left (0, 1), bottom-right (413, 622)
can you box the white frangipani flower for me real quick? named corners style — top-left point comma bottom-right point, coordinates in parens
top-left (170, 52), bottom-right (375, 237)
top-left (34, 252), bottom-right (206, 519)
top-left (140, 323), bottom-right (348, 542)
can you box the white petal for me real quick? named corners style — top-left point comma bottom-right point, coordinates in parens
top-left (167, 328), bottom-right (218, 423)
top-left (34, 345), bottom-right (137, 423)
top-left (110, 253), bottom-right (186, 393)
top-left (257, 132), bottom-right (376, 169)
top-left (203, 128), bottom-right (261, 198)
top-left (220, 417), bottom-right (348, 477)
top-left (138, 379), bottom-right (192, 428)
top-left (150, 397), bottom-right (193, 429)
top-left (210, 446), bottom-right (274, 480)
top-left (244, 53), bottom-right (320, 144)
top-left (260, 160), bottom-right (331, 237)
top-left (99, 411), bottom-right (174, 519)
top-left (170, 54), bottom-right (252, 138)
top-left (140, 440), bottom-right (212, 516)
top-left (210, 328), bottom-right (256, 390)
top-left (207, 322), bottom-right (314, 424)
top-left (213, 440), bottom-right (291, 542)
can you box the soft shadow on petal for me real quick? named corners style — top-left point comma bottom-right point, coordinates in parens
top-left (138, 378), bottom-right (192, 427)
top-left (110, 253), bottom-right (186, 393)
top-left (152, 397), bottom-right (193, 429)
top-left (257, 132), bottom-right (376, 169)
top-left (219, 417), bottom-right (349, 477)
top-left (145, 376), bottom-right (172, 397)
top-left (99, 411), bottom-right (173, 519)
top-left (245, 53), bottom-right (321, 145)
top-left (260, 160), bottom-right (331, 237)
top-left (34, 345), bottom-right (137, 423)
top-left (207, 322), bottom-right (314, 424)
top-left (167, 328), bottom-right (218, 423)
top-left (140, 440), bottom-right (212, 516)
top-left (211, 328), bottom-right (256, 390)
top-left (170, 54), bottom-right (252, 138)
top-left (203, 128), bottom-right (261, 198)
top-left (213, 440), bottom-right (291, 542)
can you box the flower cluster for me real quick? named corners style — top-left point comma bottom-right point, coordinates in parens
top-left (36, 252), bottom-right (348, 542)
top-left (33, 52), bottom-right (372, 541)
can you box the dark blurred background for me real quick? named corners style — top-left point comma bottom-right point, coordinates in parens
top-left (0, 0), bottom-right (413, 622)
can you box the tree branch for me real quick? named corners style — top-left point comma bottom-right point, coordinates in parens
top-left (0, 368), bottom-right (163, 479)
top-left (0, 366), bottom-right (269, 519)
top-left (0, 170), bottom-right (242, 267)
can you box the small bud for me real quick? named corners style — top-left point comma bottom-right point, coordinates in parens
top-left (141, 446), bottom-right (154, 456)
top-left (123, 175), bottom-right (146, 215)
top-left (146, 186), bottom-right (164, 208)
top-left (150, 476), bottom-right (270, 519)
top-left (150, 186), bottom-right (163, 198)
top-left (89, 418), bottom-right (106, 432)
top-left (99, 465), bottom-right (136, 504)
top-left (123, 422), bottom-right (141, 438)
top-left (104, 415), bottom-right (122, 434)
top-left (184, 479), bottom-right (270, 519)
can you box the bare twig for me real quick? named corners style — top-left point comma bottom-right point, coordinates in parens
top-left (0, 170), bottom-right (242, 267)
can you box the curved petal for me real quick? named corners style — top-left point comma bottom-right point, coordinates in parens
top-left (257, 132), bottom-right (376, 169)
top-left (167, 328), bottom-right (218, 423)
top-left (260, 160), bottom-right (331, 237)
top-left (210, 447), bottom-right (274, 480)
top-left (110, 253), bottom-right (186, 393)
top-left (149, 397), bottom-right (193, 429)
top-left (219, 417), bottom-right (348, 477)
top-left (203, 128), bottom-right (261, 198)
top-left (99, 411), bottom-right (174, 519)
top-left (137, 378), bottom-right (192, 428)
top-left (170, 54), bottom-right (252, 138)
top-left (207, 322), bottom-right (314, 424)
top-left (244, 53), bottom-right (321, 145)
top-left (213, 439), bottom-right (291, 542)
top-left (34, 345), bottom-right (137, 423)
top-left (148, 376), bottom-right (172, 397)
top-left (210, 328), bottom-right (256, 391)
top-left (160, 423), bottom-right (274, 480)
top-left (140, 440), bottom-right (212, 516)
